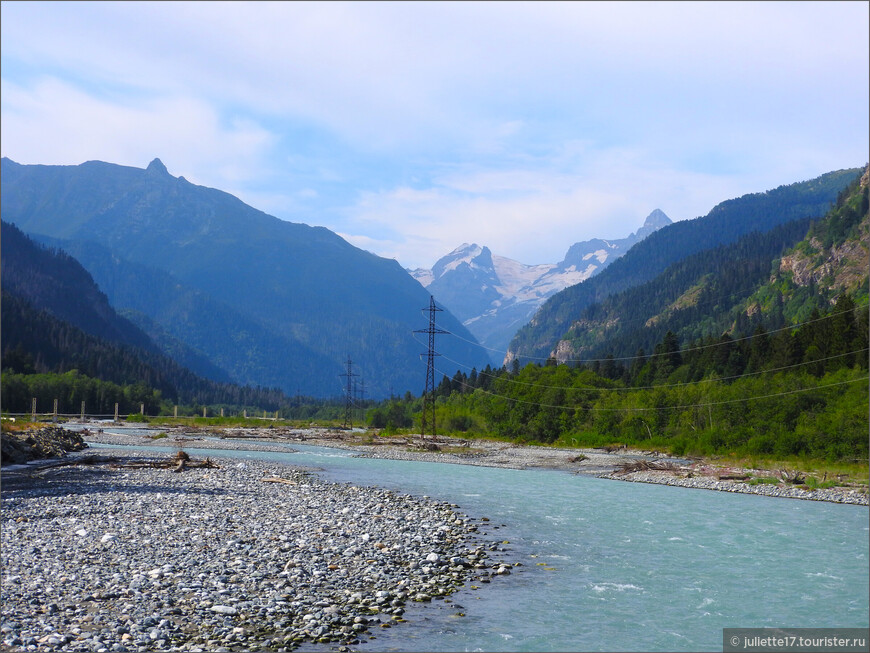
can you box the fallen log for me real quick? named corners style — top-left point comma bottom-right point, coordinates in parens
top-left (29, 453), bottom-right (219, 474)
top-left (260, 476), bottom-right (298, 485)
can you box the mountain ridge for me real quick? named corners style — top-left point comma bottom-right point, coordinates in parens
top-left (1, 157), bottom-right (488, 398)
top-left (506, 167), bottom-right (864, 365)
top-left (410, 209), bottom-right (673, 363)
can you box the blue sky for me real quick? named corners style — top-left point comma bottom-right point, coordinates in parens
top-left (2, 1), bottom-right (868, 269)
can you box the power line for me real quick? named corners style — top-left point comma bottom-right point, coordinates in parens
top-left (440, 302), bottom-right (868, 364)
top-left (430, 364), bottom-right (868, 413)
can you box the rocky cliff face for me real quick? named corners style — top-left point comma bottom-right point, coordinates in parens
top-left (778, 169), bottom-right (869, 297)
top-left (779, 235), bottom-right (869, 292)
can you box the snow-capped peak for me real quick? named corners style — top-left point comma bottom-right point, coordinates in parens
top-left (431, 243), bottom-right (493, 280)
top-left (409, 209), bottom-right (672, 364)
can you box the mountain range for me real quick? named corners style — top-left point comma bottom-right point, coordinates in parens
top-left (410, 209), bottom-right (672, 364)
top-left (506, 167), bottom-right (865, 364)
top-left (409, 170), bottom-right (868, 458)
top-left (0, 157), bottom-right (489, 399)
top-left (1, 156), bottom-right (864, 409)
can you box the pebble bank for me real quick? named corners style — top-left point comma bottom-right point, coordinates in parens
top-left (603, 469), bottom-right (869, 504)
top-left (1, 451), bottom-right (514, 652)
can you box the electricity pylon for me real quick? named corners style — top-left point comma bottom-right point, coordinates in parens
top-left (414, 295), bottom-right (448, 438)
top-left (340, 356), bottom-right (358, 428)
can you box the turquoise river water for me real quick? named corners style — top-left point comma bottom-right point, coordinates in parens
top-left (86, 439), bottom-right (869, 652)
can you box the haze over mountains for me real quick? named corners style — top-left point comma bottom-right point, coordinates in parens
top-left (0, 157), bottom-right (488, 399)
top-left (410, 210), bottom-right (672, 364)
top-left (1, 155), bottom-right (864, 410)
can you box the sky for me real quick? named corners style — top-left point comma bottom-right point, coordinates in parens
top-left (2, 1), bottom-right (868, 270)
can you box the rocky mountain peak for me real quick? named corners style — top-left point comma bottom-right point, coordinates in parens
top-left (413, 210), bottom-right (675, 363)
top-left (431, 243), bottom-right (493, 280)
top-left (146, 158), bottom-right (169, 176)
top-left (643, 208), bottom-right (672, 229)
top-left (633, 209), bottom-right (673, 240)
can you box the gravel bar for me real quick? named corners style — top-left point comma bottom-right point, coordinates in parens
top-left (71, 426), bottom-right (869, 505)
top-left (1, 450), bottom-right (515, 652)
top-left (602, 469), bottom-right (868, 505)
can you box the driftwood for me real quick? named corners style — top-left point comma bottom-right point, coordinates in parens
top-left (779, 468), bottom-right (806, 485)
top-left (27, 454), bottom-right (121, 474)
top-left (165, 451), bottom-right (219, 471)
top-left (614, 459), bottom-right (683, 475)
top-left (716, 472), bottom-right (751, 481)
top-left (260, 476), bottom-right (298, 485)
top-left (27, 451), bottom-right (219, 475)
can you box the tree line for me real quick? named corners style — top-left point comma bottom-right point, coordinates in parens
top-left (368, 293), bottom-right (868, 462)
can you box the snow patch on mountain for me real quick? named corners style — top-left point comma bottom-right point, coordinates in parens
top-left (409, 210), bottom-right (673, 364)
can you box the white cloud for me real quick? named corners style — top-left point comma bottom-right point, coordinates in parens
top-left (341, 141), bottom-right (770, 269)
top-left (0, 76), bottom-right (277, 198)
top-left (5, 2), bottom-right (864, 152)
top-left (1, 1), bottom-right (867, 271)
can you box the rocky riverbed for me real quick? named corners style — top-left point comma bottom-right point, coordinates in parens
top-left (54, 423), bottom-right (870, 505)
top-left (1, 449), bottom-right (515, 652)
top-left (1, 422), bottom-right (866, 652)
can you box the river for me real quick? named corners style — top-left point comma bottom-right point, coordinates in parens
top-left (85, 439), bottom-right (869, 652)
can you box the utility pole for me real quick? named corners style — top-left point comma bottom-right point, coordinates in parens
top-left (340, 356), bottom-right (358, 429)
top-left (358, 379), bottom-right (366, 426)
top-left (414, 295), bottom-right (448, 438)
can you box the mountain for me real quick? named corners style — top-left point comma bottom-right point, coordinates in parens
top-left (751, 165), bottom-right (869, 317)
top-left (0, 221), bottom-right (246, 407)
top-left (557, 208), bottom-right (672, 276)
top-left (392, 173), bottom-right (868, 458)
top-left (410, 210), bottom-right (673, 364)
top-left (549, 216), bottom-right (819, 364)
top-left (552, 164), bottom-right (869, 368)
top-left (506, 167), bottom-right (864, 364)
top-left (0, 220), bottom-right (155, 354)
top-left (27, 235), bottom-right (332, 391)
top-left (1, 157), bottom-right (488, 398)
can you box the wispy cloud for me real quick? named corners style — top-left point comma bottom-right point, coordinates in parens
top-left (2, 1), bottom-right (867, 269)
top-left (0, 77), bottom-right (276, 186)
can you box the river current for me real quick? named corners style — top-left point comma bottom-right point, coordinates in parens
top-left (86, 439), bottom-right (869, 652)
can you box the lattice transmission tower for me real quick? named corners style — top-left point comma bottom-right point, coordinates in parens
top-left (339, 356), bottom-right (358, 428)
top-left (414, 295), bottom-right (448, 438)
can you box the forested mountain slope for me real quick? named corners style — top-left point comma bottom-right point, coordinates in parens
top-left (1, 221), bottom-right (154, 353)
top-left (548, 166), bottom-right (869, 366)
top-left (506, 168), bottom-right (863, 363)
top-left (549, 217), bottom-right (818, 364)
top-left (1, 157), bottom-right (488, 398)
top-left (1, 223), bottom-right (291, 413)
top-left (32, 235), bottom-right (335, 391)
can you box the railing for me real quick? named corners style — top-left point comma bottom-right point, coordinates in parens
top-left (2, 400), bottom-right (280, 422)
